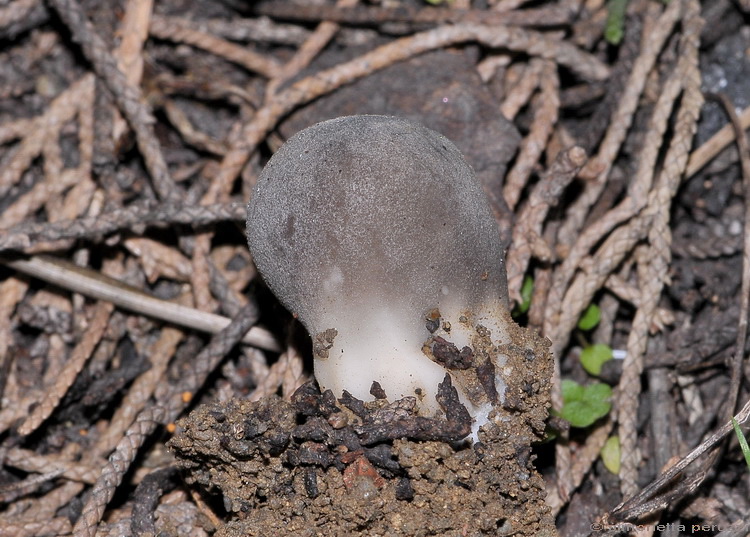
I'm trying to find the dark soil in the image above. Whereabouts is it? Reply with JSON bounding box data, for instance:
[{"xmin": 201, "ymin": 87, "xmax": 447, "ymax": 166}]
[
  {"xmin": 169, "ymin": 319, "xmax": 554, "ymax": 537},
  {"xmin": 1, "ymin": 1, "xmax": 750, "ymax": 537}
]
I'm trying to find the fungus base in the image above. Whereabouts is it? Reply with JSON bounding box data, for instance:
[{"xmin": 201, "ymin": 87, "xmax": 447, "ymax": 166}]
[{"xmin": 168, "ymin": 322, "xmax": 555, "ymax": 537}]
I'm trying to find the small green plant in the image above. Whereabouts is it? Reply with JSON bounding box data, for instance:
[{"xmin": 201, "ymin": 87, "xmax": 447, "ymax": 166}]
[
  {"xmin": 580, "ymin": 343, "xmax": 613, "ymax": 376},
  {"xmin": 577, "ymin": 304, "xmax": 601, "ymax": 331},
  {"xmin": 575, "ymin": 302, "xmax": 614, "ymax": 375},
  {"xmin": 732, "ymin": 418, "xmax": 750, "ymax": 470},
  {"xmin": 600, "ymin": 435, "xmax": 621, "ymax": 474},
  {"xmin": 605, "ymin": 0, "xmax": 628, "ymax": 45},
  {"xmin": 560, "ymin": 379, "xmax": 612, "ymax": 428},
  {"xmin": 512, "ymin": 275, "xmax": 534, "ymax": 317}
]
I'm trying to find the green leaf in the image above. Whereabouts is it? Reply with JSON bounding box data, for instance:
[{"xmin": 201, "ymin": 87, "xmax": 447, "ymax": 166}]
[
  {"xmin": 580, "ymin": 343, "xmax": 613, "ymax": 376},
  {"xmin": 577, "ymin": 304, "xmax": 601, "ymax": 331},
  {"xmin": 600, "ymin": 436, "xmax": 621, "ymax": 474},
  {"xmin": 604, "ymin": 0, "xmax": 628, "ymax": 45},
  {"xmin": 518, "ymin": 275, "xmax": 534, "ymax": 314},
  {"xmin": 561, "ymin": 380, "xmax": 612, "ymax": 428},
  {"xmin": 732, "ymin": 418, "xmax": 750, "ymax": 470}
]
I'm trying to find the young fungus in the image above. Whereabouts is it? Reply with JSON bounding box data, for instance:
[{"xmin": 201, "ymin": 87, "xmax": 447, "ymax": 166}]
[{"xmin": 247, "ymin": 115, "xmax": 519, "ymax": 439}]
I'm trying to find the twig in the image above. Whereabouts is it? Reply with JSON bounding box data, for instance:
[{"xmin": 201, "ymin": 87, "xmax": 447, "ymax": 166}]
[
  {"xmin": 209, "ymin": 22, "xmax": 608, "ymax": 200},
  {"xmin": 503, "ymin": 59, "xmax": 560, "ymax": 211},
  {"xmin": 72, "ymin": 301, "xmax": 262, "ymax": 537},
  {"xmin": 110, "ymin": 0, "xmax": 153, "ymax": 143},
  {"xmin": 545, "ymin": 0, "xmax": 695, "ymax": 355},
  {"xmin": 617, "ymin": 0, "xmax": 702, "ymax": 497},
  {"xmin": 2, "ymin": 255, "xmax": 279, "ymax": 352},
  {"xmin": 0, "ymin": 74, "xmax": 92, "ymax": 200},
  {"xmin": 3, "ymin": 447, "xmax": 99, "ymax": 484},
  {"xmin": 552, "ymin": 0, "xmax": 683, "ymax": 258},
  {"xmin": 199, "ymin": 17, "xmax": 311, "ymax": 45},
  {"xmin": 686, "ymin": 104, "xmax": 750, "ymax": 178},
  {"xmin": 47, "ymin": 0, "xmax": 180, "ymax": 202},
  {"xmin": 0, "ymin": 201, "xmax": 246, "ymax": 252},
  {"xmin": 95, "ymin": 327, "xmax": 184, "ymax": 455},
  {"xmin": 149, "ymin": 15, "xmax": 282, "ymax": 78},
  {"xmin": 17, "ymin": 301, "xmax": 113, "ymax": 436},
  {"xmin": 609, "ymin": 395, "xmax": 750, "ymax": 522},
  {"xmin": 507, "ymin": 146, "xmax": 587, "ymax": 301},
  {"xmin": 265, "ymin": 0, "xmax": 358, "ymax": 97},
  {"xmin": 255, "ymin": 2, "xmax": 576, "ymax": 27},
  {"xmin": 711, "ymin": 92, "xmax": 750, "ymax": 420},
  {"xmin": 499, "ymin": 58, "xmax": 543, "ymax": 121}
]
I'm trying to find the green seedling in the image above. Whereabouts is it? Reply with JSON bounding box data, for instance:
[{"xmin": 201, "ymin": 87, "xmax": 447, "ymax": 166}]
[
  {"xmin": 580, "ymin": 343, "xmax": 613, "ymax": 376},
  {"xmin": 560, "ymin": 379, "xmax": 612, "ymax": 428},
  {"xmin": 605, "ymin": 0, "xmax": 628, "ymax": 45},
  {"xmin": 600, "ymin": 435, "xmax": 621, "ymax": 474},
  {"xmin": 578, "ymin": 304, "xmax": 601, "ymax": 331},
  {"xmin": 518, "ymin": 275, "xmax": 534, "ymax": 313},
  {"xmin": 732, "ymin": 418, "xmax": 750, "ymax": 470}
]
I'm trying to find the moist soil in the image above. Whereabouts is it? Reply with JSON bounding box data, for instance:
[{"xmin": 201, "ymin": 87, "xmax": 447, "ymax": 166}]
[{"xmin": 169, "ymin": 319, "xmax": 555, "ymax": 537}]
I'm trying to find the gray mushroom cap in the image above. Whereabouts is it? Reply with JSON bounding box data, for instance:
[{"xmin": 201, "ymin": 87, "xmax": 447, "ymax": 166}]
[{"xmin": 247, "ymin": 115, "xmax": 510, "ymax": 411}]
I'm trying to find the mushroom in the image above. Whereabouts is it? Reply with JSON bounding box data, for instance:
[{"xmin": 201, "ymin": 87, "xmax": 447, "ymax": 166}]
[{"xmin": 247, "ymin": 115, "xmax": 515, "ymax": 438}]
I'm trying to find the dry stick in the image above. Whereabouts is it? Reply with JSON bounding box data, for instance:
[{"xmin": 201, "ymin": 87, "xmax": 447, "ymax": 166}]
[
  {"xmin": 506, "ymin": 146, "xmax": 587, "ymax": 499},
  {"xmin": 123, "ymin": 237, "xmax": 193, "ymax": 283},
  {"xmin": 0, "ymin": 518, "xmax": 72, "ymax": 537},
  {"xmin": 546, "ymin": 417, "xmax": 615, "ymax": 515},
  {"xmin": 0, "ymin": 277, "xmax": 29, "ymax": 405},
  {"xmin": 686, "ymin": 105, "xmax": 750, "ymax": 178},
  {"xmin": 0, "ymin": 74, "xmax": 92, "ymax": 199},
  {"xmin": 149, "ymin": 15, "xmax": 282, "ymax": 78},
  {"xmin": 0, "ymin": 0, "xmax": 38, "ymax": 29},
  {"xmin": 18, "ymin": 301, "xmax": 114, "ymax": 436},
  {"xmin": 543, "ymin": 12, "xmax": 702, "ymax": 504},
  {"xmin": 0, "ymin": 167, "xmax": 83, "ymax": 230},
  {"xmin": 18, "ymin": 478, "xmax": 83, "ymax": 523},
  {"xmin": 189, "ymin": 236, "xmax": 216, "ymax": 313},
  {"xmin": 2, "ymin": 255, "xmax": 279, "ymax": 352},
  {"xmin": 547, "ymin": 35, "xmax": 694, "ymax": 339},
  {"xmin": 543, "ymin": 9, "xmax": 687, "ymax": 501},
  {"xmin": 0, "ymin": 117, "xmax": 32, "ymax": 144},
  {"xmin": 162, "ymin": 101, "xmax": 228, "ymax": 155},
  {"xmin": 609, "ymin": 396, "xmax": 750, "ymax": 522},
  {"xmin": 200, "ymin": 17, "xmax": 311, "ymax": 46},
  {"xmin": 110, "ymin": 0, "xmax": 152, "ymax": 143},
  {"xmin": 255, "ymin": 2, "xmax": 575, "ymax": 27},
  {"xmin": 72, "ymin": 302, "xmax": 261, "ymax": 537},
  {"xmin": 183, "ymin": 0, "xmax": 293, "ymax": 311},
  {"xmin": 0, "ymin": 201, "xmax": 246, "ymax": 252},
  {"xmin": 265, "ymin": 0, "xmax": 359, "ymax": 98},
  {"xmin": 95, "ymin": 327, "xmax": 184, "ymax": 455},
  {"xmin": 579, "ymin": 0, "xmax": 645, "ymax": 154},
  {"xmin": 47, "ymin": 0, "xmax": 179, "ymax": 202},
  {"xmin": 3, "ymin": 447, "xmax": 99, "ymax": 484},
  {"xmin": 545, "ymin": 0, "xmax": 684, "ymax": 348},
  {"xmin": 210, "ymin": 23, "xmax": 608, "ymax": 199},
  {"xmin": 553, "ymin": 0, "xmax": 681, "ymax": 258},
  {"xmin": 712, "ymin": 93, "xmax": 750, "ymax": 420},
  {"xmin": 507, "ymin": 146, "xmax": 587, "ymax": 301},
  {"xmin": 503, "ymin": 59, "xmax": 560, "ymax": 211},
  {"xmin": 0, "ymin": 469, "xmax": 67, "ymax": 503},
  {"xmin": 617, "ymin": 0, "xmax": 702, "ymax": 498},
  {"xmin": 499, "ymin": 57, "xmax": 543, "ymax": 120}
]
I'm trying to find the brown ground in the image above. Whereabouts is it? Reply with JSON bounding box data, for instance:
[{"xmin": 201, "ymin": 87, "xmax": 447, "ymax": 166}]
[
  {"xmin": 1, "ymin": 1, "xmax": 750, "ymax": 537},
  {"xmin": 169, "ymin": 319, "xmax": 554, "ymax": 537}
]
